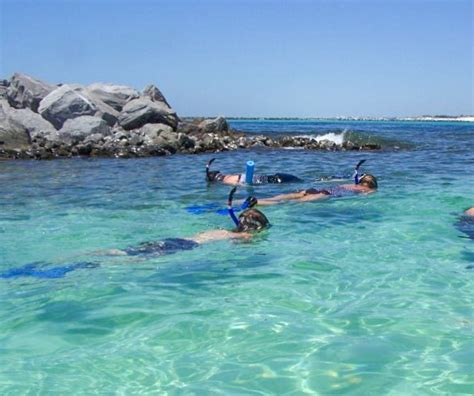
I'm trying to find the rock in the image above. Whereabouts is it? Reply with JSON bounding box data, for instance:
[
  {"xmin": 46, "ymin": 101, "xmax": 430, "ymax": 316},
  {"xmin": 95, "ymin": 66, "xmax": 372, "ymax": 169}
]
[
  {"xmin": 39, "ymin": 84, "xmax": 97, "ymax": 129},
  {"xmin": 0, "ymin": 100, "xmax": 31, "ymax": 149},
  {"xmin": 7, "ymin": 107, "xmax": 56, "ymax": 140},
  {"xmin": 118, "ymin": 98, "xmax": 178, "ymax": 130},
  {"xmin": 87, "ymin": 91, "xmax": 119, "ymax": 126},
  {"xmin": 199, "ymin": 116, "xmax": 229, "ymax": 134},
  {"xmin": 87, "ymin": 83, "xmax": 139, "ymax": 111},
  {"xmin": 0, "ymin": 80, "xmax": 8, "ymax": 99},
  {"xmin": 176, "ymin": 121, "xmax": 201, "ymax": 135},
  {"xmin": 142, "ymin": 84, "xmax": 171, "ymax": 108},
  {"xmin": 57, "ymin": 116, "xmax": 111, "ymax": 144},
  {"xmin": 140, "ymin": 123, "xmax": 174, "ymax": 144},
  {"xmin": 83, "ymin": 133, "xmax": 105, "ymax": 145},
  {"xmin": 7, "ymin": 73, "xmax": 55, "ymax": 112},
  {"xmin": 39, "ymin": 84, "xmax": 119, "ymax": 129}
]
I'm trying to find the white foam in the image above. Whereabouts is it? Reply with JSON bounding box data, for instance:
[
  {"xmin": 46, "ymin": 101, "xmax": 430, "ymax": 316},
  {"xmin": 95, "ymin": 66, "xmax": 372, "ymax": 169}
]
[{"xmin": 295, "ymin": 129, "xmax": 347, "ymax": 145}]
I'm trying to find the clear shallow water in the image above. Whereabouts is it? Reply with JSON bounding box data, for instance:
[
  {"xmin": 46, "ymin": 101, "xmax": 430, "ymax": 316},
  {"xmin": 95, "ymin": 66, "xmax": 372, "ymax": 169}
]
[{"xmin": 0, "ymin": 120, "xmax": 473, "ymax": 395}]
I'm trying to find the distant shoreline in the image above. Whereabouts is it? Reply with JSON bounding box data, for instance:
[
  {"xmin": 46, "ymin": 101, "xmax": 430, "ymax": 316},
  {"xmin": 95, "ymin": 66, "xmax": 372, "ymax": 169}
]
[{"xmin": 184, "ymin": 116, "xmax": 474, "ymax": 122}]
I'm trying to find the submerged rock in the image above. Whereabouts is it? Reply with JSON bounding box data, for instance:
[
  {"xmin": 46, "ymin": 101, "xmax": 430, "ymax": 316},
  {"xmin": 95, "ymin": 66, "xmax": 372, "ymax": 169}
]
[{"xmin": 7, "ymin": 73, "xmax": 55, "ymax": 112}]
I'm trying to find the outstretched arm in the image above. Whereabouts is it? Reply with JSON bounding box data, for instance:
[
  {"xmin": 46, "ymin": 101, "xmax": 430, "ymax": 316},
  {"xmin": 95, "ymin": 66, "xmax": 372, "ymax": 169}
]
[{"xmin": 190, "ymin": 229, "xmax": 251, "ymax": 244}]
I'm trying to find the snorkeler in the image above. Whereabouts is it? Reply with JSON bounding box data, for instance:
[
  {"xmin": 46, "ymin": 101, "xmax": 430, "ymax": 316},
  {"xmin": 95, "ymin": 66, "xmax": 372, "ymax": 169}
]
[
  {"xmin": 0, "ymin": 189, "xmax": 269, "ymax": 279},
  {"xmin": 205, "ymin": 158, "xmax": 302, "ymax": 185},
  {"xmin": 253, "ymin": 160, "xmax": 378, "ymax": 206},
  {"xmin": 105, "ymin": 187, "xmax": 269, "ymax": 257}
]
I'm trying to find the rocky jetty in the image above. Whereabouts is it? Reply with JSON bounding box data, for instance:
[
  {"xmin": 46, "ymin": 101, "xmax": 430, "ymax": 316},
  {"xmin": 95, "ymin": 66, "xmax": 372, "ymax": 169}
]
[{"xmin": 0, "ymin": 73, "xmax": 380, "ymax": 160}]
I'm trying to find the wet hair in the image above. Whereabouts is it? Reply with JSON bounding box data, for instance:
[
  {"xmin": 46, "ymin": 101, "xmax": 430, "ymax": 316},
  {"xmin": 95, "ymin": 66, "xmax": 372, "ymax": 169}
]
[
  {"xmin": 359, "ymin": 174, "xmax": 378, "ymax": 189},
  {"xmin": 237, "ymin": 208, "xmax": 270, "ymax": 232}
]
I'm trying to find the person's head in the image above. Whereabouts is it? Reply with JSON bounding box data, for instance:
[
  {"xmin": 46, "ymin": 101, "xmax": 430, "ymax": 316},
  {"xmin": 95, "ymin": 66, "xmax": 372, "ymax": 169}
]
[
  {"xmin": 237, "ymin": 208, "xmax": 270, "ymax": 232},
  {"xmin": 359, "ymin": 174, "xmax": 378, "ymax": 189}
]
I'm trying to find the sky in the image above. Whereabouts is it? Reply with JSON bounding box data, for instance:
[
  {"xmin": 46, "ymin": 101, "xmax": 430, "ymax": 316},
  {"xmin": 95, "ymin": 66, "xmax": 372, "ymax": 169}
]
[{"xmin": 0, "ymin": 0, "xmax": 472, "ymax": 117}]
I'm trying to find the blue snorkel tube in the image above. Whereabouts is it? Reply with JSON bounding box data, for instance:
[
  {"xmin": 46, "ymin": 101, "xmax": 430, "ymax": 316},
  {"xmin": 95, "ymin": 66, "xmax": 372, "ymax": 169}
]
[
  {"xmin": 353, "ymin": 159, "xmax": 366, "ymax": 184},
  {"xmin": 245, "ymin": 160, "xmax": 255, "ymax": 184},
  {"xmin": 227, "ymin": 187, "xmax": 258, "ymax": 227},
  {"xmin": 228, "ymin": 187, "xmax": 240, "ymax": 227}
]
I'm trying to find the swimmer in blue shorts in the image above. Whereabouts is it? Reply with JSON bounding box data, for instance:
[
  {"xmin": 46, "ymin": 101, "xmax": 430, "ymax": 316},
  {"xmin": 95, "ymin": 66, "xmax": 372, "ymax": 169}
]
[
  {"xmin": 105, "ymin": 188, "xmax": 270, "ymax": 257},
  {"xmin": 206, "ymin": 158, "xmax": 302, "ymax": 185}
]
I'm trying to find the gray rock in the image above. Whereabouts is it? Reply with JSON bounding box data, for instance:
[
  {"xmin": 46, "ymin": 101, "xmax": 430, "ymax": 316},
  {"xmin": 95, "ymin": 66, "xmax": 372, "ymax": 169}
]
[
  {"xmin": 87, "ymin": 83, "xmax": 139, "ymax": 111},
  {"xmin": 7, "ymin": 73, "xmax": 55, "ymax": 112},
  {"xmin": 39, "ymin": 84, "xmax": 98, "ymax": 129},
  {"xmin": 39, "ymin": 84, "xmax": 118, "ymax": 129},
  {"xmin": 0, "ymin": 80, "xmax": 8, "ymax": 99},
  {"xmin": 142, "ymin": 84, "xmax": 171, "ymax": 108},
  {"xmin": 199, "ymin": 116, "xmax": 229, "ymax": 134},
  {"xmin": 118, "ymin": 98, "xmax": 178, "ymax": 130},
  {"xmin": 0, "ymin": 100, "xmax": 31, "ymax": 149},
  {"xmin": 140, "ymin": 123, "xmax": 174, "ymax": 145},
  {"xmin": 8, "ymin": 107, "xmax": 57, "ymax": 140},
  {"xmin": 57, "ymin": 116, "xmax": 111, "ymax": 144},
  {"xmin": 87, "ymin": 91, "xmax": 119, "ymax": 126}
]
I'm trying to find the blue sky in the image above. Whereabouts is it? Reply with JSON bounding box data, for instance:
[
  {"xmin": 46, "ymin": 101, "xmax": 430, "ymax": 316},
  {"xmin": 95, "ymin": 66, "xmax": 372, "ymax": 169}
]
[{"xmin": 0, "ymin": 0, "xmax": 472, "ymax": 117}]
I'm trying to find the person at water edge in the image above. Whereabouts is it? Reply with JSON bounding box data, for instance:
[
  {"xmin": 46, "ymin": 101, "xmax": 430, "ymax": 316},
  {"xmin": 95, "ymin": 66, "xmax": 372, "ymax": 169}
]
[
  {"xmin": 105, "ymin": 188, "xmax": 269, "ymax": 257},
  {"xmin": 252, "ymin": 160, "xmax": 377, "ymax": 206},
  {"xmin": 205, "ymin": 158, "xmax": 302, "ymax": 185}
]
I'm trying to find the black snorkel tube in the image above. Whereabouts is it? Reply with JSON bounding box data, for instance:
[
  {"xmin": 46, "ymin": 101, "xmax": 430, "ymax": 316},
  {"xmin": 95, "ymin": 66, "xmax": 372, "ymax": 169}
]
[
  {"xmin": 353, "ymin": 159, "xmax": 366, "ymax": 185},
  {"xmin": 206, "ymin": 158, "xmax": 217, "ymax": 182}
]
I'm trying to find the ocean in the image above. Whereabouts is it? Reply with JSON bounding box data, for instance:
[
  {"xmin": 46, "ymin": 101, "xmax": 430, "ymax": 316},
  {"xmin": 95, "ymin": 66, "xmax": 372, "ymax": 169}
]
[{"xmin": 0, "ymin": 119, "xmax": 472, "ymax": 394}]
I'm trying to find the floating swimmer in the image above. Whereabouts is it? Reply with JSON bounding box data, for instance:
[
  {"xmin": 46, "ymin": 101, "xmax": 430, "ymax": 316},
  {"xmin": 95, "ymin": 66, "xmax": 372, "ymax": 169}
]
[
  {"xmin": 205, "ymin": 158, "xmax": 302, "ymax": 185},
  {"xmin": 105, "ymin": 187, "xmax": 269, "ymax": 257},
  {"xmin": 0, "ymin": 191, "xmax": 268, "ymax": 280},
  {"xmin": 251, "ymin": 160, "xmax": 378, "ymax": 206}
]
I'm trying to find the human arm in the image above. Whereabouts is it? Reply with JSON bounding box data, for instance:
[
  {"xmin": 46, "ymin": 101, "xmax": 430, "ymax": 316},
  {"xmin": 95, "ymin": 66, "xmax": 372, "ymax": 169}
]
[{"xmin": 190, "ymin": 229, "xmax": 252, "ymax": 244}]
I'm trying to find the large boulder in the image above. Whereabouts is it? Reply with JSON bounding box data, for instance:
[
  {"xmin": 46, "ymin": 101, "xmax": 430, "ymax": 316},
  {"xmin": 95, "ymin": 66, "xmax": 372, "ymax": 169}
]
[
  {"xmin": 87, "ymin": 91, "xmax": 119, "ymax": 126},
  {"xmin": 7, "ymin": 73, "xmax": 55, "ymax": 112},
  {"xmin": 39, "ymin": 84, "xmax": 118, "ymax": 129},
  {"xmin": 118, "ymin": 98, "xmax": 178, "ymax": 130},
  {"xmin": 0, "ymin": 100, "xmax": 31, "ymax": 150},
  {"xmin": 8, "ymin": 107, "xmax": 57, "ymax": 140},
  {"xmin": 199, "ymin": 116, "xmax": 229, "ymax": 134},
  {"xmin": 87, "ymin": 83, "xmax": 139, "ymax": 111},
  {"xmin": 57, "ymin": 116, "xmax": 111, "ymax": 144},
  {"xmin": 142, "ymin": 84, "xmax": 171, "ymax": 108},
  {"xmin": 140, "ymin": 123, "xmax": 174, "ymax": 145}
]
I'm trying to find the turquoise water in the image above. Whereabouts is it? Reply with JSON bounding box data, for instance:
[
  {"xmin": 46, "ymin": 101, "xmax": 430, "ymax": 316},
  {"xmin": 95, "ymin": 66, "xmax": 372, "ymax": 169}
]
[{"xmin": 0, "ymin": 120, "xmax": 473, "ymax": 395}]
